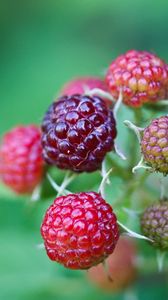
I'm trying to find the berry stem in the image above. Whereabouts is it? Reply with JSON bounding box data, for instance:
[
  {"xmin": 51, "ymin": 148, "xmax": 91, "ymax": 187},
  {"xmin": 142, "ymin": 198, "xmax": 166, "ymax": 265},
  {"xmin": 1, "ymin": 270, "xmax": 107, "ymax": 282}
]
[
  {"xmin": 117, "ymin": 220, "xmax": 153, "ymax": 241},
  {"xmin": 102, "ymin": 260, "xmax": 113, "ymax": 282},
  {"xmin": 132, "ymin": 156, "xmax": 152, "ymax": 173},
  {"xmin": 113, "ymin": 90, "xmax": 123, "ymax": 119},
  {"xmin": 47, "ymin": 173, "xmax": 71, "ymax": 196},
  {"xmin": 122, "ymin": 207, "xmax": 142, "ymax": 217},
  {"xmin": 57, "ymin": 171, "xmax": 77, "ymax": 197},
  {"xmin": 85, "ymin": 88, "xmax": 114, "ymax": 103},
  {"xmin": 114, "ymin": 143, "xmax": 127, "ymax": 160},
  {"xmin": 124, "ymin": 120, "xmax": 144, "ymax": 143},
  {"xmin": 99, "ymin": 167, "xmax": 113, "ymax": 198},
  {"xmin": 101, "ymin": 159, "xmax": 110, "ymax": 184}
]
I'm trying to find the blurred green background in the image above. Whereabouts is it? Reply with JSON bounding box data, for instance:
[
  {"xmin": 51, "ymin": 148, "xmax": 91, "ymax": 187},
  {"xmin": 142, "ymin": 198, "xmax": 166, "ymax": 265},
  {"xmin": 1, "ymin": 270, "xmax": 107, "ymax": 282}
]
[{"xmin": 0, "ymin": 0, "xmax": 168, "ymax": 299}]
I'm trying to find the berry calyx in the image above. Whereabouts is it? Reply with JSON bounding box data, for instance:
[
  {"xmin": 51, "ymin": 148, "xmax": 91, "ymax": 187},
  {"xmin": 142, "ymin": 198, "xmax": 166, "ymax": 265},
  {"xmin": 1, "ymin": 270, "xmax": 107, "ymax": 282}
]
[
  {"xmin": 141, "ymin": 200, "xmax": 168, "ymax": 250},
  {"xmin": 87, "ymin": 237, "xmax": 137, "ymax": 291},
  {"xmin": 41, "ymin": 192, "xmax": 119, "ymax": 270},
  {"xmin": 141, "ymin": 115, "xmax": 168, "ymax": 175},
  {"xmin": 0, "ymin": 125, "xmax": 44, "ymax": 194},
  {"xmin": 106, "ymin": 50, "xmax": 168, "ymax": 107},
  {"xmin": 60, "ymin": 77, "xmax": 111, "ymax": 106},
  {"xmin": 42, "ymin": 95, "xmax": 117, "ymax": 172}
]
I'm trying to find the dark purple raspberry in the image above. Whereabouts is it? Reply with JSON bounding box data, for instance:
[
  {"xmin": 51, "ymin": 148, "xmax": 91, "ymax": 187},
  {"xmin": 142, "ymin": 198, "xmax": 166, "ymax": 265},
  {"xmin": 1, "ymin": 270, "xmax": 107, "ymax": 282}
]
[
  {"xmin": 141, "ymin": 116, "xmax": 168, "ymax": 175},
  {"xmin": 41, "ymin": 192, "xmax": 119, "ymax": 270},
  {"xmin": 41, "ymin": 95, "xmax": 117, "ymax": 172},
  {"xmin": 141, "ymin": 201, "xmax": 168, "ymax": 250}
]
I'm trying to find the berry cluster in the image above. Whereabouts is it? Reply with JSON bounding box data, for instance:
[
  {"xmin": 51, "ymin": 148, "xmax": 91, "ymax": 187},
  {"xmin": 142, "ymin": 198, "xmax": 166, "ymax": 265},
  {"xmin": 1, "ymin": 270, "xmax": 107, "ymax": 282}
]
[{"xmin": 1, "ymin": 50, "xmax": 168, "ymax": 286}]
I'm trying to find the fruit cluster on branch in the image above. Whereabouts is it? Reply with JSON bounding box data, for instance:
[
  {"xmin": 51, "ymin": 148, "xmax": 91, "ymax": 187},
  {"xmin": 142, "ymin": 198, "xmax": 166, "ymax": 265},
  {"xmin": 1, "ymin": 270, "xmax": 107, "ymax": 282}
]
[{"xmin": 0, "ymin": 49, "xmax": 168, "ymax": 290}]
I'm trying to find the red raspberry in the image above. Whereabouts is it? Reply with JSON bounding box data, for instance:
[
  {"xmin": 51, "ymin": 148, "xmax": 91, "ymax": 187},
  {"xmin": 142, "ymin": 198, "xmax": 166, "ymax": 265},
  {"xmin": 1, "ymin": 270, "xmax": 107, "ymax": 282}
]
[
  {"xmin": 87, "ymin": 237, "xmax": 137, "ymax": 291},
  {"xmin": 42, "ymin": 95, "xmax": 116, "ymax": 172},
  {"xmin": 41, "ymin": 192, "xmax": 119, "ymax": 270},
  {"xmin": 0, "ymin": 125, "xmax": 44, "ymax": 194},
  {"xmin": 141, "ymin": 116, "xmax": 168, "ymax": 175},
  {"xmin": 106, "ymin": 50, "xmax": 168, "ymax": 107},
  {"xmin": 60, "ymin": 77, "xmax": 111, "ymax": 106}
]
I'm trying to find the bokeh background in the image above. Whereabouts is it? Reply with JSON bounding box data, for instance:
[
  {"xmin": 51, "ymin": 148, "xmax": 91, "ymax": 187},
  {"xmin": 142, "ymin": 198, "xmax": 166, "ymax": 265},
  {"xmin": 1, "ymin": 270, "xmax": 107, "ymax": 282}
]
[{"xmin": 0, "ymin": 0, "xmax": 168, "ymax": 299}]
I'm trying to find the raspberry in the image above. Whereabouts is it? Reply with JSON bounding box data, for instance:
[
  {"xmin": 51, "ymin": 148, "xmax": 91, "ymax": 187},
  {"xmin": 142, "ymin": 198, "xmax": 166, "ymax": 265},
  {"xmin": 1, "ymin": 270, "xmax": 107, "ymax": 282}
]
[
  {"xmin": 141, "ymin": 201, "xmax": 168, "ymax": 250},
  {"xmin": 60, "ymin": 77, "xmax": 111, "ymax": 106},
  {"xmin": 42, "ymin": 95, "xmax": 116, "ymax": 172},
  {"xmin": 40, "ymin": 192, "xmax": 119, "ymax": 270},
  {"xmin": 141, "ymin": 116, "xmax": 168, "ymax": 175},
  {"xmin": 87, "ymin": 237, "xmax": 137, "ymax": 291},
  {"xmin": 0, "ymin": 125, "xmax": 44, "ymax": 194},
  {"xmin": 106, "ymin": 50, "xmax": 168, "ymax": 107}
]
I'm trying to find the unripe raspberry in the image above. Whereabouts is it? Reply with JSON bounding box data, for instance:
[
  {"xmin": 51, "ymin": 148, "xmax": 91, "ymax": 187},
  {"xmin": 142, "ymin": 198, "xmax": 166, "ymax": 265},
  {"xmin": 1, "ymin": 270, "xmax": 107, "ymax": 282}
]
[
  {"xmin": 141, "ymin": 201, "xmax": 168, "ymax": 250},
  {"xmin": 41, "ymin": 192, "xmax": 119, "ymax": 270},
  {"xmin": 106, "ymin": 50, "xmax": 168, "ymax": 107},
  {"xmin": 141, "ymin": 116, "xmax": 168, "ymax": 175},
  {"xmin": 87, "ymin": 237, "xmax": 137, "ymax": 291},
  {"xmin": 0, "ymin": 125, "xmax": 44, "ymax": 194},
  {"xmin": 42, "ymin": 95, "xmax": 117, "ymax": 173},
  {"xmin": 60, "ymin": 77, "xmax": 111, "ymax": 106}
]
